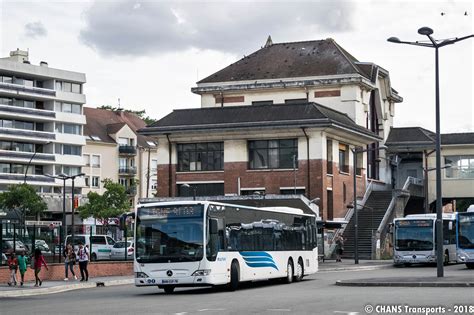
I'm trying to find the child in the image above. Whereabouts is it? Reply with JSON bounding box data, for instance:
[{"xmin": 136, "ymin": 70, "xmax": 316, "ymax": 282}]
[
  {"xmin": 17, "ymin": 250, "xmax": 28, "ymax": 286},
  {"xmin": 7, "ymin": 253, "xmax": 18, "ymax": 286}
]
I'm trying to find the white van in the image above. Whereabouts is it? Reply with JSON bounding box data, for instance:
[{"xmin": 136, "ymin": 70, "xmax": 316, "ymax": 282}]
[{"xmin": 65, "ymin": 234, "xmax": 116, "ymax": 261}]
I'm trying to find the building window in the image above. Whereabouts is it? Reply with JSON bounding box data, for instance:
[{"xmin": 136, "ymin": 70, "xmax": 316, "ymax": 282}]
[
  {"xmin": 0, "ymin": 163, "xmax": 42, "ymax": 175},
  {"xmin": 83, "ymin": 154, "xmax": 90, "ymax": 166},
  {"xmin": 356, "ymin": 147, "xmax": 363, "ymax": 176},
  {"xmin": 84, "ymin": 176, "xmax": 90, "ymax": 187},
  {"xmin": 55, "ymin": 102, "xmax": 81, "ymax": 114},
  {"xmin": 445, "ymin": 156, "xmax": 474, "ymax": 179},
  {"xmin": 92, "ymin": 176, "xmax": 100, "ymax": 188},
  {"xmin": 56, "ymin": 165, "xmax": 81, "ymax": 176},
  {"xmin": 62, "ymin": 144, "xmax": 82, "ymax": 156},
  {"xmin": 0, "ymin": 141, "xmax": 34, "ymax": 153},
  {"xmin": 91, "ymin": 155, "xmax": 100, "ymax": 167},
  {"xmin": 56, "ymin": 81, "xmax": 81, "ymax": 94},
  {"xmin": 339, "ymin": 143, "xmax": 349, "ymax": 173},
  {"xmin": 280, "ymin": 188, "xmax": 305, "ymax": 195},
  {"xmin": 177, "ymin": 183, "xmax": 224, "ymax": 197},
  {"xmin": 177, "ymin": 142, "xmax": 224, "ymax": 172},
  {"xmin": 327, "ymin": 139, "xmax": 333, "ymax": 175},
  {"xmin": 248, "ymin": 139, "xmax": 297, "ymax": 169},
  {"xmin": 151, "ymin": 159, "xmax": 158, "ymax": 174},
  {"xmin": 0, "ymin": 119, "xmax": 34, "ymax": 131}
]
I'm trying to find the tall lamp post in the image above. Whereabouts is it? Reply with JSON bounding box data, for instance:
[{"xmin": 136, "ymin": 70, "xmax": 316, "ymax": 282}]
[
  {"xmin": 182, "ymin": 183, "xmax": 197, "ymax": 200},
  {"xmin": 388, "ymin": 27, "xmax": 473, "ymax": 277},
  {"xmin": 351, "ymin": 144, "xmax": 387, "ymax": 264}
]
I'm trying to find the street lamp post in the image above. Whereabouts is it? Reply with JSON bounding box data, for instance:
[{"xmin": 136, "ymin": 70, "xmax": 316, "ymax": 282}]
[
  {"xmin": 70, "ymin": 173, "xmax": 85, "ymax": 242},
  {"xmin": 388, "ymin": 27, "xmax": 473, "ymax": 277},
  {"xmin": 182, "ymin": 183, "xmax": 197, "ymax": 200},
  {"xmin": 351, "ymin": 145, "xmax": 387, "ymax": 264}
]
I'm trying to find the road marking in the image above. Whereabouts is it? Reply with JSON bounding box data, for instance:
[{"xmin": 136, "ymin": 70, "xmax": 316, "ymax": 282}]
[
  {"xmin": 266, "ymin": 309, "xmax": 291, "ymax": 312},
  {"xmin": 174, "ymin": 313, "xmax": 188, "ymax": 315},
  {"xmin": 197, "ymin": 309, "xmax": 226, "ymax": 312},
  {"xmin": 333, "ymin": 311, "xmax": 359, "ymax": 315}
]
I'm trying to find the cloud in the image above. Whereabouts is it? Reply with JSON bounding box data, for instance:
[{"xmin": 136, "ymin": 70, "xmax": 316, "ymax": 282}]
[
  {"xmin": 24, "ymin": 21, "xmax": 48, "ymax": 39},
  {"xmin": 79, "ymin": 0, "xmax": 355, "ymax": 57}
]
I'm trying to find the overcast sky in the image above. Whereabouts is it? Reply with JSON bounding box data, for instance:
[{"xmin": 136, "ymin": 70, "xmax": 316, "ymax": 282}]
[{"xmin": 1, "ymin": 0, "xmax": 472, "ymax": 133}]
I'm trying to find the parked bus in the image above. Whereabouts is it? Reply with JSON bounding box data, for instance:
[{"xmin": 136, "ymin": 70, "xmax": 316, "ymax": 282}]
[
  {"xmin": 134, "ymin": 201, "xmax": 318, "ymax": 293},
  {"xmin": 456, "ymin": 207, "xmax": 474, "ymax": 269},
  {"xmin": 393, "ymin": 213, "xmax": 456, "ymax": 266}
]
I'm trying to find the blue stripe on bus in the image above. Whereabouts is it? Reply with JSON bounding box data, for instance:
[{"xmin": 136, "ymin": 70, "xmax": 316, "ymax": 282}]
[{"xmin": 239, "ymin": 252, "xmax": 279, "ymax": 270}]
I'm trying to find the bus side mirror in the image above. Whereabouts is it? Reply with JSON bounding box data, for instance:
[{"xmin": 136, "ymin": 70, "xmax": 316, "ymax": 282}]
[{"xmin": 209, "ymin": 219, "xmax": 218, "ymax": 235}]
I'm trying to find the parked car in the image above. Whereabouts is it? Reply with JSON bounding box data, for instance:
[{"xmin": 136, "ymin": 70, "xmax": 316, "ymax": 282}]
[
  {"xmin": 110, "ymin": 241, "xmax": 134, "ymax": 260},
  {"xmin": 1, "ymin": 239, "xmax": 29, "ymax": 255},
  {"xmin": 35, "ymin": 240, "xmax": 50, "ymax": 252},
  {"xmin": 65, "ymin": 234, "xmax": 116, "ymax": 261}
]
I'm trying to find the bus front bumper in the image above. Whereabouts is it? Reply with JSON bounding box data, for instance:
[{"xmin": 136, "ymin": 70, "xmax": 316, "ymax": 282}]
[
  {"xmin": 457, "ymin": 250, "xmax": 474, "ymax": 263},
  {"xmin": 135, "ymin": 274, "xmax": 228, "ymax": 287},
  {"xmin": 394, "ymin": 254, "xmax": 436, "ymax": 264}
]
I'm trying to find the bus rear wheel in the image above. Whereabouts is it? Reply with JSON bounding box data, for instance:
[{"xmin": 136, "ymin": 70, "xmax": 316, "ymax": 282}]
[
  {"xmin": 163, "ymin": 286, "xmax": 175, "ymax": 294},
  {"xmin": 284, "ymin": 260, "xmax": 294, "ymax": 284},
  {"xmin": 294, "ymin": 258, "xmax": 304, "ymax": 282},
  {"xmin": 228, "ymin": 261, "xmax": 240, "ymax": 291}
]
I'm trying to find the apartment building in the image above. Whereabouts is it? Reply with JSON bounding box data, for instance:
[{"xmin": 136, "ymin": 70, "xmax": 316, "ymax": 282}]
[
  {"xmin": 140, "ymin": 38, "xmax": 402, "ymax": 220},
  {"xmin": 82, "ymin": 107, "xmax": 158, "ymax": 210},
  {"xmin": 0, "ymin": 49, "xmax": 86, "ymax": 220}
]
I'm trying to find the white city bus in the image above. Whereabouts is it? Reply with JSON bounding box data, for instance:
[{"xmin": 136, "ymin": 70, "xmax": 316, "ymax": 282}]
[
  {"xmin": 393, "ymin": 213, "xmax": 457, "ymax": 266},
  {"xmin": 456, "ymin": 207, "xmax": 474, "ymax": 269},
  {"xmin": 134, "ymin": 201, "xmax": 318, "ymax": 293}
]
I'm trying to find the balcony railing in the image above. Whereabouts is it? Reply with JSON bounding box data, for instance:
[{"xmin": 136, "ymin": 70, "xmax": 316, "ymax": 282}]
[
  {"xmin": 119, "ymin": 167, "xmax": 137, "ymax": 175},
  {"xmin": 0, "ymin": 104, "xmax": 56, "ymax": 118},
  {"xmin": 119, "ymin": 145, "xmax": 137, "ymax": 155},
  {"xmin": 0, "ymin": 81, "xmax": 56, "ymax": 97},
  {"xmin": 126, "ymin": 186, "xmax": 137, "ymax": 196},
  {"xmin": 1, "ymin": 174, "xmax": 55, "ymax": 183},
  {"xmin": 0, "ymin": 128, "xmax": 56, "ymax": 140},
  {"xmin": 0, "ymin": 150, "xmax": 55, "ymax": 161}
]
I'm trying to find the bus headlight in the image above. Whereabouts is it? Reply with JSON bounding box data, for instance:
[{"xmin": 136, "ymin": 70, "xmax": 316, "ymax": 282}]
[
  {"xmin": 135, "ymin": 272, "xmax": 149, "ymax": 278},
  {"xmin": 192, "ymin": 270, "xmax": 211, "ymax": 276}
]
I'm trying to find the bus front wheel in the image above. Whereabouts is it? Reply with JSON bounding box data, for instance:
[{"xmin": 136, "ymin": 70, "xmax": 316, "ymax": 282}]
[
  {"xmin": 284, "ymin": 260, "xmax": 294, "ymax": 284},
  {"xmin": 228, "ymin": 261, "xmax": 240, "ymax": 291},
  {"xmin": 163, "ymin": 286, "xmax": 175, "ymax": 294}
]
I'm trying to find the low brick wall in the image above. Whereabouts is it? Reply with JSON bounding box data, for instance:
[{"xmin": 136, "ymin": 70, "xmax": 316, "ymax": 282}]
[{"xmin": 0, "ymin": 261, "xmax": 133, "ymax": 283}]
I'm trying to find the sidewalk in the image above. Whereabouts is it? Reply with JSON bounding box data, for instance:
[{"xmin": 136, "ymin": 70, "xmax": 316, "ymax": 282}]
[
  {"xmin": 0, "ymin": 275, "xmax": 133, "ymax": 297},
  {"xmin": 336, "ymin": 275, "xmax": 474, "ymax": 287},
  {"xmin": 319, "ymin": 259, "xmax": 393, "ymax": 272}
]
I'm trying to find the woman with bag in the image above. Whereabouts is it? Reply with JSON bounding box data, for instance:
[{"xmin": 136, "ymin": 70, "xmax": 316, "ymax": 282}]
[
  {"xmin": 77, "ymin": 242, "xmax": 89, "ymax": 282},
  {"xmin": 64, "ymin": 244, "xmax": 77, "ymax": 281},
  {"xmin": 33, "ymin": 248, "xmax": 48, "ymax": 287}
]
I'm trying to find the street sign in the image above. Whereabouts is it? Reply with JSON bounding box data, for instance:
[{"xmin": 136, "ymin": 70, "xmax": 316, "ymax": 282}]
[{"xmin": 25, "ymin": 220, "xmax": 62, "ymax": 227}]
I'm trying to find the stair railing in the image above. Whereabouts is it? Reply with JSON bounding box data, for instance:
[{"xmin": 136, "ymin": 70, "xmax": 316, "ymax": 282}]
[
  {"xmin": 325, "ymin": 180, "xmax": 374, "ymax": 259},
  {"xmin": 373, "ymin": 176, "xmax": 418, "ymax": 259}
]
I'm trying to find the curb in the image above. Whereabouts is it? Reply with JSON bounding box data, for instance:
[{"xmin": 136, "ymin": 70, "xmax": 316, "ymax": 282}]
[
  {"xmin": 320, "ymin": 264, "xmax": 392, "ymax": 272},
  {"xmin": 335, "ymin": 280, "xmax": 474, "ymax": 287},
  {"xmin": 0, "ymin": 279, "xmax": 133, "ymax": 298}
]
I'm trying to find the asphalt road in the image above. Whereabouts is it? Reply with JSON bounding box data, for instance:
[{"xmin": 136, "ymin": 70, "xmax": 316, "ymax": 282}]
[{"xmin": 1, "ymin": 264, "xmax": 473, "ymax": 315}]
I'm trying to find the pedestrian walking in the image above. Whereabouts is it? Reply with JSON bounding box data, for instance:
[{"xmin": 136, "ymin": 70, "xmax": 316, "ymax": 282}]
[
  {"xmin": 7, "ymin": 253, "xmax": 18, "ymax": 286},
  {"xmin": 64, "ymin": 244, "xmax": 77, "ymax": 281},
  {"xmin": 77, "ymin": 242, "xmax": 89, "ymax": 282},
  {"xmin": 17, "ymin": 250, "xmax": 28, "ymax": 286},
  {"xmin": 335, "ymin": 235, "xmax": 345, "ymax": 262},
  {"xmin": 33, "ymin": 248, "xmax": 48, "ymax": 287}
]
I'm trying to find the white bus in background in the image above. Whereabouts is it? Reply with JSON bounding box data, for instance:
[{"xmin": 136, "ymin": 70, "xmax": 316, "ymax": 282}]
[
  {"xmin": 456, "ymin": 206, "xmax": 474, "ymax": 269},
  {"xmin": 393, "ymin": 213, "xmax": 457, "ymax": 266},
  {"xmin": 134, "ymin": 201, "xmax": 318, "ymax": 293}
]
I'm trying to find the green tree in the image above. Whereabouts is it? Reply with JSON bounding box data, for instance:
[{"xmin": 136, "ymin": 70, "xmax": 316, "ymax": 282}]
[
  {"xmin": 78, "ymin": 179, "xmax": 130, "ymax": 228},
  {"xmin": 0, "ymin": 183, "xmax": 47, "ymax": 219}
]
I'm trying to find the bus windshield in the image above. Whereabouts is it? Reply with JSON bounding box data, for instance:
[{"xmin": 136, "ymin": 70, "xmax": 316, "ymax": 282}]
[
  {"xmin": 135, "ymin": 204, "xmax": 204, "ymax": 263},
  {"xmin": 458, "ymin": 213, "xmax": 474, "ymax": 249},
  {"xmin": 395, "ymin": 220, "xmax": 434, "ymax": 251}
]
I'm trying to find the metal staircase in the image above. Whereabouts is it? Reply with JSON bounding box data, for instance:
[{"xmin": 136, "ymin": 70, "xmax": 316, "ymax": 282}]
[{"xmin": 342, "ymin": 191, "xmax": 393, "ymax": 259}]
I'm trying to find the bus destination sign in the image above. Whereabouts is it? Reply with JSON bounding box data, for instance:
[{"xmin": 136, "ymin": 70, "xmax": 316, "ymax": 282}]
[{"xmin": 396, "ymin": 220, "xmax": 432, "ymax": 227}]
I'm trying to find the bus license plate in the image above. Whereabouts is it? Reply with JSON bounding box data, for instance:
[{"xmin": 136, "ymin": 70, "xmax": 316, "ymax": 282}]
[{"xmin": 162, "ymin": 279, "xmax": 178, "ymax": 284}]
